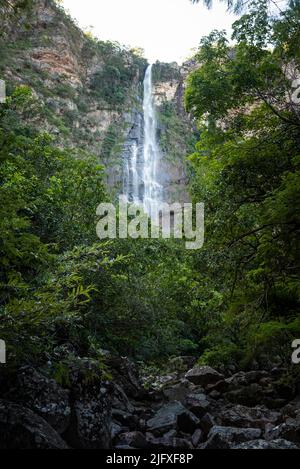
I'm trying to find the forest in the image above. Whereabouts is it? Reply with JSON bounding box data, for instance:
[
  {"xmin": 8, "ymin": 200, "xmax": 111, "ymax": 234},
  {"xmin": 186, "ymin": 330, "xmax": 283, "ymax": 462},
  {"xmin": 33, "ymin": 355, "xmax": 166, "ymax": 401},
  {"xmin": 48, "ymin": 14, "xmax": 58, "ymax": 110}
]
[{"xmin": 0, "ymin": 0, "xmax": 299, "ymax": 451}]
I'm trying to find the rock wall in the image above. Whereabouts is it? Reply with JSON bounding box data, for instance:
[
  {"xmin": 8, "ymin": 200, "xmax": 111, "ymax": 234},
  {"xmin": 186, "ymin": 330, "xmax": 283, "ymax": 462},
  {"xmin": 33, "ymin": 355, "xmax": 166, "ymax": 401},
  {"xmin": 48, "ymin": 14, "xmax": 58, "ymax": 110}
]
[{"xmin": 0, "ymin": 0, "xmax": 195, "ymax": 203}]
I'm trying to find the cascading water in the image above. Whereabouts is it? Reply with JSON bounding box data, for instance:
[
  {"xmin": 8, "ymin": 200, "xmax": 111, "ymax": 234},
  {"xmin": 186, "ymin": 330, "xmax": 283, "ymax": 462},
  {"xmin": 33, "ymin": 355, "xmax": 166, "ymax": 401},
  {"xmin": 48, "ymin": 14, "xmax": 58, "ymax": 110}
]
[
  {"xmin": 123, "ymin": 64, "xmax": 162, "ymax": 217},
  {"xmin": 142, "ymin": 64, "xmax": 162, "ymax": 217}
]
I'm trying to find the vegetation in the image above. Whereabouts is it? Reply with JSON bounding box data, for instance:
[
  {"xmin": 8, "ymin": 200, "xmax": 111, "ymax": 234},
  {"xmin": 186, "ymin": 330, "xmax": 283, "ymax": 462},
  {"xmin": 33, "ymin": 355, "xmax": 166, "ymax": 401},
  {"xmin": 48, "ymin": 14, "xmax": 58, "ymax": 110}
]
[
  {"xmin": 185, "ymin": 0, "xmax": 300, "ymax": 369},
  {"xmin": 0, "ymin": 0, "xmax": 299, "ymax": 389}
]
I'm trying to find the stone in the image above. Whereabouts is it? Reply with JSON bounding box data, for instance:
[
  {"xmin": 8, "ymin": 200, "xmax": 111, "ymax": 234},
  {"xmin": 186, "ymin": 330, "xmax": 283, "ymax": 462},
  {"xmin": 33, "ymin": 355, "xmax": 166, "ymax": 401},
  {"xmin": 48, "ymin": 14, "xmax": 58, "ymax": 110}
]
[
  {"xmin": 219, "ymin": 405, "xmax": 281, "ymax": 429},
  {"xmin": 185, "ymin": 393, "xmax": 211, "ymax": 418},
  {"xmin": 265, "ymin": 418, "xmax": 300, "ymax": 445},
  {"xmin": 200, "ymin": 412, "xmax": 216, "ymax": 435},
  {"xmin": 147, "ymin": 401, "xmax": 199, "ymax": 436},
  {"xmin": 112, "ymin": 408, "xmax": 138, "ymax": 429},
  {"xmin": 116, "ymin": 431, "xmax": 148, "ymax": 449},
  {"xmin": 200, "ymin": 425, "xmax": 262, "ymax": 449},
  {"xmin": 185, "ymin": 366, "xmax": 224, "ymax": 387},
  {"xmin": 146, "ymin": 433, "xmax": 193, "ymax": 450},
  {"xmin": 224, "ymin": 383, "xmax": 265, "ymax": 407},
  {"xmin": 0, "ymin": 400, "xmax": 68, "ymax": 449},
  {"xmin": 233, "ymin": 439, "xmax": 299, "ymax": 449},
  {"xmin": 16, "ymin": 366, "xmax": 71, "ymax": 434},
  {"xmin": 162, "ymin": 380, "xmax": 192, "ymax": 403},
  {"xmin": 111, "ymin": 421, "xmax": 123, "ymax": 439},
  {"xmin": 191, "ymin": 428, "xmax": 203, "ymax": 447}
]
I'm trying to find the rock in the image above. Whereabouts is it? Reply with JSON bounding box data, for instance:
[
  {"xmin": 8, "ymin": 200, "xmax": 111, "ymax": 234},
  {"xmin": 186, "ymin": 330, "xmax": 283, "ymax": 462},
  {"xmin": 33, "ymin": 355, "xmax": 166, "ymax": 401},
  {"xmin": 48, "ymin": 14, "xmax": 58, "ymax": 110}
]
[
  {"xmin": 146, "ymin": 433, "xmax": 193, "ymax": 450},
  {"xmin": 200, "ymin": 425, "xmax": 262, "ymax": 449},
  {"xmin": 209, "ymin": 390, "xmax": 221, "ymax": 400},
  {"xmin": 0, "ymin": 400, "xmax": 68, "ymax": 449},
  {"xmin": 116, "ymin": 431, "xmax": 148, "ymax": 449},
  {"xmin": 224, "ymin": 383, "xmax": 265, "ymax": 407},
  {"xmin": 191, "ymin": 429, "xmax": 203, "ymax": 447},
  {"xmin": 16, "ymin": 366, "xmax": 71, "ymax": 434},
  {"xmin": 200, "ymin": 413, "xmax": 216, "ymax": 435},
  {"xmin": 112, "ymin": 408, "xmax": 138, "ymax": 429},
  {"xmin": 185, "ymin": 366, "xmax": 224, "ymax": 387},
  {"xmin": 63, "ymin": 358, "xmax": 112, "ymax": 449},
  {"xmin": 206, "ymin": 380, "xmax": 228, "ymax": 394},
  {"xmin": 69, "ymin": 392, "xmax": 112, "ymax": 449},
  {"xmin": 185, "ymin": 393, "xmax": 211, "ymax": 418},
  {"xmin": 233, "ymin": 439, "xmax": 299, "ymax": 449},
  {"xmin": 112, "ymin": 383, "xmax": 135, "ymax": 413},
  {"xmin": 265, "ymin": 418, "xmax": 300, "ymax": 445},
  {"xmin": 111, "ymin": 421, "xmax": 123, "ymax": 440},
  {"xmin": 225, "ymin": 371, "xmax": 269, "ymax": 388},
  {"xmin": 147, "ymin": 401, "xmax": 199, "ymax": 436},
  {"xmin": 107, "ymin": 356, "xmax": 144, "ymax": 399},
  {"xmin": 219, "ymin": 405, "xmax": 281, "ymax": 429},
  {"xmin": 162, "ymin": 380, "xmax": 192, "ymax": 403}
]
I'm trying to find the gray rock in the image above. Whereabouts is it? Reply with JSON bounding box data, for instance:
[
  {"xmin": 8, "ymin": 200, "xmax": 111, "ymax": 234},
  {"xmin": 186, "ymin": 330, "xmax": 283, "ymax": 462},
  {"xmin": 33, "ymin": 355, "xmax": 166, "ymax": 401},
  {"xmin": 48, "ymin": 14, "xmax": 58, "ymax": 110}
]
[
  {"xmin": 185, "ymin": 366, "xmax": 224, "ymax": 387},
  {"xmin": 185, "ymin": 393, "xmax": 211, "ymax": 418},
  {"xmin": 233, "ymin": 439, "xmax": 299, "ymax": 449},
  {"xmin": 147, "ymin": 401, "xmax": 199, "ymax": 436},
  {"xmin": 16, "ymin": 366, "xmax": 71, "ymax": 434},
  {"xmin": 146, "ymin": 433, "xmax": 193, "ymax": 450},
  {"xmin": 116, "ymin": 431, "xmax": 148, "ymax": 449},
  {"xmin": 0, "ymin": 400, "xmax": 68, "ymax": 449},
  {"xmin": 191, "ymin": 428, "xmax": 203, "ymax": 447},
  {"xmin": 200, "ymin": 425, "xmax": 262, "ymax": 449},
  {"xmin": 163, "ymin": 380, "xmax": 192, "ymax": 403},
  {"xmin": 111, "ymin": 421, "xmax": 123, "ymax": 439},
  {"xmin": 265, "ymin": 418, "xmax": 300, "ymax": 445},
  {"xmin": 220, "ymin": 405, "xmax": 281, "ymax": 429},
  {"xmin": 200, "ymin": 412, "xmax": 216, "ymax": 434},
  {"xmin": 224, "ymin": 383, "xmax": 265, "ymax": 407}
]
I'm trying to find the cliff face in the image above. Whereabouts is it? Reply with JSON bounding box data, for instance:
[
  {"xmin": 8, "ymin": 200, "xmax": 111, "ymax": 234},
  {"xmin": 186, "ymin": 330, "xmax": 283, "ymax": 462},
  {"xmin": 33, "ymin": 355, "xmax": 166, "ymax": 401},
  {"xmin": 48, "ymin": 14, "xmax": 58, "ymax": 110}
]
[
  {"xmin": 0, "ymin": 0, "xmax": 195, "ymax": 202},
  {"xmin": 152, "ymin": 62, "xmax": 196, "ymax": 204}
]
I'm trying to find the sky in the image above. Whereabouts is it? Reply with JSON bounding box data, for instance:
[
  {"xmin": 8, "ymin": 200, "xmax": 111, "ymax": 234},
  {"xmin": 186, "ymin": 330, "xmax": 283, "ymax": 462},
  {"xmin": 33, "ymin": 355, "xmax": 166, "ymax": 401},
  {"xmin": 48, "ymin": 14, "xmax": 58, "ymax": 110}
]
[{"xmin": 62, "ymin": 0, "xmax": 237, "ymax": 64}]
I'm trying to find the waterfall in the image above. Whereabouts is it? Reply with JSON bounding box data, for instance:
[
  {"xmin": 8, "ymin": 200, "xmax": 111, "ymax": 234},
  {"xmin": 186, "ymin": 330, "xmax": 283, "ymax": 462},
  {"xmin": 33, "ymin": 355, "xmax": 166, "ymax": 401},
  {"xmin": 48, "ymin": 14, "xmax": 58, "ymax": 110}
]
[
  {"xmin": 123, "ymin": 64, "xmax": 162, "ymax": 217},
  {"xmin": 142, "ymin": 64, "xmax": 162, "ymax": 217}
]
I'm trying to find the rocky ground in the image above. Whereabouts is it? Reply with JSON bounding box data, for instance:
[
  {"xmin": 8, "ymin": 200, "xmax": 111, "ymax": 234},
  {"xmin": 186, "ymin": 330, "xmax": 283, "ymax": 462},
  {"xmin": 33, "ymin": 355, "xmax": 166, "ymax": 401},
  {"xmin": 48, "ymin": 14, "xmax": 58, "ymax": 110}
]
[{"xmin": 0, "ymin": 354, "xmax": 299, "ymax": 449}]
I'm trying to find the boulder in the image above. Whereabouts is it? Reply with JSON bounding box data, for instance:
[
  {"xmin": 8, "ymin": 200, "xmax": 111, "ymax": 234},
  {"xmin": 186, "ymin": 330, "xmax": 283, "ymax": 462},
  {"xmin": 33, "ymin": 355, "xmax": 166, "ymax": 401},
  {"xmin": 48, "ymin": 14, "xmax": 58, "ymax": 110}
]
[
  {"xmin": 16, "ymin": 366, "xmax": 71, "ymax": 434},
  {"xmin": 224, "ymin": 383, "xmax": 265, "ymax": 407},
  {"xmin": 199, "ymin": 412, "xmax": 216, "ymax": 435},
  {"xmin": 0, "ymin": 400, "xmax": 68, "ymax": 449},
  {"xmin": 233, "ymin": 439, "xmax": 299, "ymax": 449},
  {"xmin": 162, "ymin": 380, "xmax": 192, "ymax": 403},
  {"xmin": 185, "ymin": 393, "xmax": 211, "ymax": 418},
  {"xmin": 265, "ymin": 418, "xmax": 300, "ymax": 446},
  {"xmin": 107, "ymin": 356, "xmax": 144, "ymax": 399},
  {"xmin": 185, "ymin": 366, "xmax": 224, "ymax": 387},
  {"xmin": 64, "ymin": 358, "xmax": 112, "ymax": 449},
  {"xmin": 147, "ymin": 401, "xmax": 199, "ymax": 436},
  {"xmin": 191, "ymin": 428, "xmax": 203, "ymax": 447},
  {"xmin": 219, "ymin": 405, "xmax": 281, "ymax": 429},
  {"xmin": 200, "ymin": 425, "xmax": 262, "ymax": 449},
  {"xmin": 146, "ymin": 433, "xmax": 193, "ymax": 450},
  {"xmin": 116, "ymin": 431, "xmax": 148, "ymax": 449}
]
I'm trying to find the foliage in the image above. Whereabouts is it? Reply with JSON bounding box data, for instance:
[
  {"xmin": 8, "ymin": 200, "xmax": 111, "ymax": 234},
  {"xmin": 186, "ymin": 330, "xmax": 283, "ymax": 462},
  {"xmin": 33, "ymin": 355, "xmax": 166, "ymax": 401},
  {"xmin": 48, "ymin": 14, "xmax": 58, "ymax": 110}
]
[{"xmin": 185, "ymin": 1, "xmax": 300, "ymax": 368}]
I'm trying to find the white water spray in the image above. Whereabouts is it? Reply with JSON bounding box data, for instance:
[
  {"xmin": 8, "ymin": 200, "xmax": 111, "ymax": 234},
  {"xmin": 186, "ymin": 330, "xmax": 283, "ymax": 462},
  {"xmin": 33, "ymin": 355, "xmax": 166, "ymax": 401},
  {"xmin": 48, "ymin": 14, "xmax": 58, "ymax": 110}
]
[
  {"xmin": 123, "ymin": 64, "xmax": 162, "ymax": 217},
  {"xmin": 142, "ymin": 64, "xmax": 162, "ymax": 217}
]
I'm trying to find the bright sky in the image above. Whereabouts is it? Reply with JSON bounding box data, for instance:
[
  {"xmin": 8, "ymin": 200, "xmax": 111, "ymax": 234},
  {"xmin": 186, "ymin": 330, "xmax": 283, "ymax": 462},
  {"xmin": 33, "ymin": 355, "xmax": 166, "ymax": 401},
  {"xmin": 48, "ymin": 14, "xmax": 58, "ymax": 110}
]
[{"xmin": 62, "ymin": 0, "xmax": 237, "ymax": 64}]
